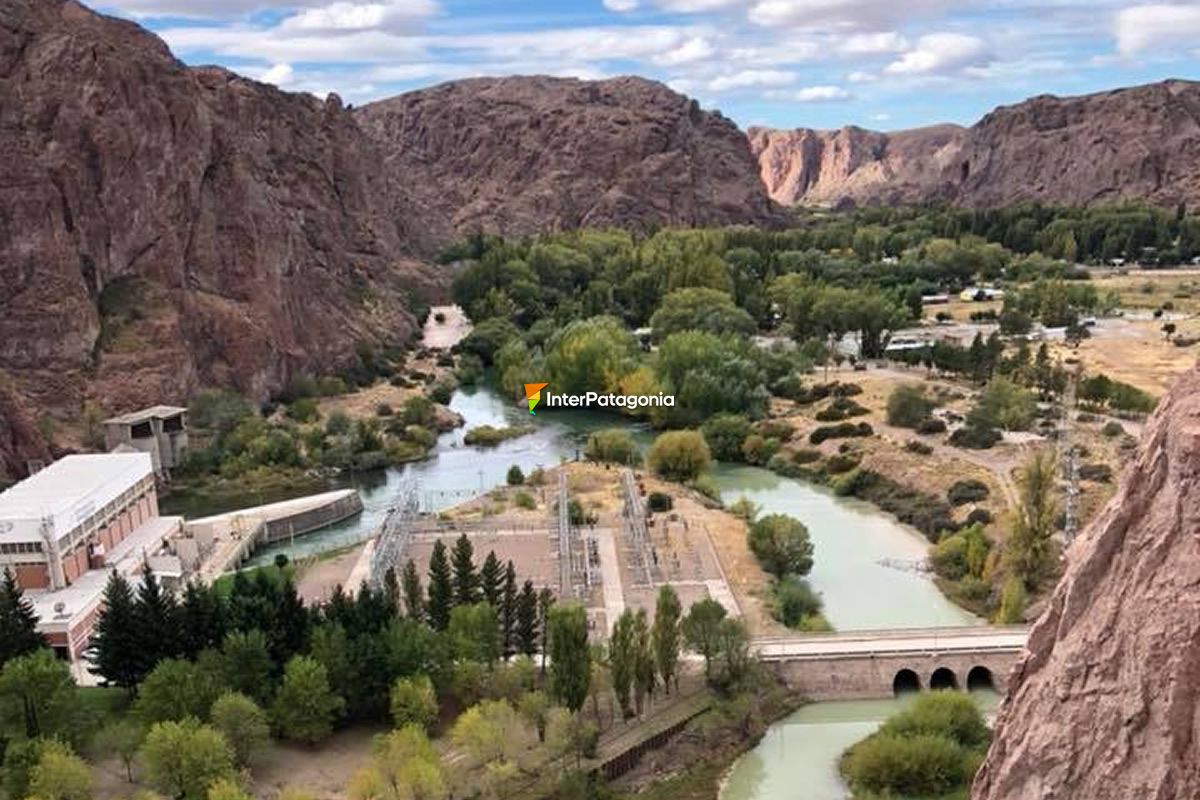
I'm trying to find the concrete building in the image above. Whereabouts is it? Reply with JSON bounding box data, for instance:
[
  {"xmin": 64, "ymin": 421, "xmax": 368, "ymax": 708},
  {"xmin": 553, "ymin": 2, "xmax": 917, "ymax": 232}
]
[
  {"xmin": 0, "ymin": 453, "xmax": 182, "ymax": 669},
  {"xmin": 103, "ymin": 406, "xmax": 189, "ymax": 478}
]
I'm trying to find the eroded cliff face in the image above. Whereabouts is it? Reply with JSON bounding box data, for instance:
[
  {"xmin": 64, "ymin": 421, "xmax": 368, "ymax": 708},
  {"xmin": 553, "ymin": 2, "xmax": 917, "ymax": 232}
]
[
  {"xmin": 973, "ymin": 365, "xmax": 1200, "ymax": 800},
  {"xmin": 753, "ymin": 80, "xmax": 1200, "ymax": 209},
  {"xmin": 356, "ymin": 75, "xmax": 777, "ymax": 235}
]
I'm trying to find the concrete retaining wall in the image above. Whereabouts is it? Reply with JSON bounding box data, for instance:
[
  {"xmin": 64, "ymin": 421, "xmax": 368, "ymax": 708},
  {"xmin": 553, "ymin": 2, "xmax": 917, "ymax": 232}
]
[{"xmin": 772, "ymin": 650, "xmax": 1016, "ymax": 701}]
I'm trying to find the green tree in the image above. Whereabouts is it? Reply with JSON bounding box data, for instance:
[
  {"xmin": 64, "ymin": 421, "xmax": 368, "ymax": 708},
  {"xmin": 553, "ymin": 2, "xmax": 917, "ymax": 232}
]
[
  {"xmin": 89, "ymin": 571, "xmax": 143, "ymax": 692},
  {"xmin": 700, "ymin": 413, "xmax": 753, "ymax": 462},
  {"xmin": 451, "ymin": 700, "xmax": 528, "ymax": 796},
  {"xmin": 0, "ymin": 568, "xmax": 43, "ymax": 667},
  {"xmin": 95, "ymin": 719, "xmax": 145, "ymax": 782},
  {"xmin": 517, "ymin": 690, "xmax": 552, "ymax": 743},
  {"xmin": 1005, "ymin": 451, "xmax": 1059, "ymax": 587},
  {"xmin": 426, "ymin": 541, "xmax": 454, "ymax": 631},
  {"xmin": 140, "ymin": 719, "xmax": 235, "ymax": 800},
  {"xmin": 505, "ymin": 465, "xmax": 525, "ymax": 486},
  {"xmin": 583, "ymin": 429, "xmax": 640, "ymax": 465},
  {"xmin": 646, "ymin": 430, "xmax": 712, "ymax": 482},
  {"xmin": 135, "ymin": 659, "xmax": 223, "ymax": 724},
  {"xmin": 681, "ymin": 599, "xmax": 727, "ymax": 682},
  {"xmin": 608, "ymin": 610, "xmax": 636, "ymax": 718},
  {"xmin": 747, "ymin": 514, "xmax": 814, "ymax": 579},
  {"xmin": 654, "ymin": 332, "xmax": 769, "ymax": 425},
  {"xmin": 348, "ymin": 725, "xmax": 447, "ymax": 800},
  {"xmin": 547, "ymin": 605, "xmax": 591, "ymax": 713},
  {"xmin": 134, "ymin": 563, "xmax": 180, "ymax": 673},
  {"xmin": 27, "ymin": 740, "xmax": 91, "ymax": 800},
  {"xmin": 479, "ymin": 552, "xmax": 503, "ymax": 609},
  {"xmin": 651, "ymin": 585, "xmax": 682, "ymax": 694},
  {"xmin": 0, "ymin": 649, "xmax": 77, "ymax": 739},
  {"xmin": 271, "ymin": 656, "xmax": 344, "ymax": 745},
  {"xmin": 500, "ymin": 562, "xmax": 518, "ymax": 657},
  {"xmin": 886, "ymin": 385, "xmax": 936, "ymax": 428},
  {"xmin": 448, "ymin": 603, "xmax": 500, "ymax": 665},
  {"xmin": 515, "ymin": 581, "xmax": 539, "ymax": 657},
  {"xmin": 178, "ymin": 582, "xmax": 226, "ymax": 661},
  {"xmin": 969, "ymin": 377, "xmax": 1037, "ymax": 431},
  {"xmin": 218, "ymin": 630, "xmax": 274, "ymax": 705},
  {"xmin": 210, "ymin": 691, "xmax": 270, "ymax": 768},
  {"xmin": 207, "ymin": 778, "xmax": 255, "ymax": 800},
  {"xmin": 450, "ymin": 534, "xmax": 479, "ymax": 607},
  {"xmin": 632, "ymin": 609, "xmax": 655, "ymax": 716},
  {"xmin": 401, "ymin": 559, "xmax": 425, "ymax": 621},
  {"xmin": 390, "ymin": 675, "xmax": 438, "ymax": 732},
  {"xmin": 995, "ymin": 575, "xmax": 1028, "ymax": 624},
  {"xmin": 545, "ymin": 316, "xmax": 639, "ymax": 395},
  {"xmin": 772, "ymin": 577, "xmax": 826, "ymax": 630},
  {"xmin": 648, "ymin": 287, "xmax": 756, "ymax": 342}
]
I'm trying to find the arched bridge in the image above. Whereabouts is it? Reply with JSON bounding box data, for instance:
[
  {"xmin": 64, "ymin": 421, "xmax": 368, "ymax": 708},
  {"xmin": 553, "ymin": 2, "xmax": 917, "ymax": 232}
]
[{"xmin": 754, "ymin": 626, "xmax": 1029, "ymax": 701}]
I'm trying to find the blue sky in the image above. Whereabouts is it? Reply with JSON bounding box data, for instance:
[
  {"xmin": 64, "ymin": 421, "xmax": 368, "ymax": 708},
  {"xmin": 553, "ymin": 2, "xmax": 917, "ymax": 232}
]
[{"xmin": 96, "ymin": 0, "xmax": 1200, "ymax": 130}]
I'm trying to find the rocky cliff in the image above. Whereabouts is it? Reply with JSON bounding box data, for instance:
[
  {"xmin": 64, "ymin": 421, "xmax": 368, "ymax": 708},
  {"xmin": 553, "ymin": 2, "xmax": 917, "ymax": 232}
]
[
  {"xmin": 0, "ymin": 1, "xmax": 776, "ymax": 477},
  {"xmin": 753, "ymin": 80, "xmax": 1200, "ymax": 209},
  {"xmin": 973, "ymin": 365, "xmax": 1200, "ymax": 800},
  {"xmin": 356, "ymin": 75, "xmax": 776, "ymax": 234}
]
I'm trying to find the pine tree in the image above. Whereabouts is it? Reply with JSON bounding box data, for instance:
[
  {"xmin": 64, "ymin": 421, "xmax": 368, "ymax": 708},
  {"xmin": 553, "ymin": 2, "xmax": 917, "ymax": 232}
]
[
  {"xmin": 426, "ymin": 540, "xmax": 454, "ymax": 631},
  {"xmin": 651, "ymin": 585, "xmax": 682, "ymax": 695},
  {"xmin": 450, "ymin": 534, "xmax": 479, "ymax": 606},
  {"xmin": 515, "ymin": 580, "xmax": 539, "ymax": 656},
  {"xmin": 480, "ymin": 551, "xmax": 503, "ymax": 608},
  {"xmin": 500, "ymin": 561, "xmax": 518, "ymax": 657},
  {"xmin": 134, "ymin": 563, "xmax": 179, "ymax": 675},
  {"xmin": 382, "ymin": 567, "xmax": 401, "ymax": 616},
  {"xmin": 272, "ymin": 577, "xmax": 310, "ymax": 665},
  {"xmin": 400, "ymin": 559, "xmax": 424, "ymax": 621},
  {"xmin": 89, "ymin": 572, "xmax": 143, "ymax": 692},
  {"xmin": 0, "ymin": 568, "xmax": 43, "ymax": 667},
  {"xmin": 178, "ymin": 581, "xmax": 226, "ymax": 660}
]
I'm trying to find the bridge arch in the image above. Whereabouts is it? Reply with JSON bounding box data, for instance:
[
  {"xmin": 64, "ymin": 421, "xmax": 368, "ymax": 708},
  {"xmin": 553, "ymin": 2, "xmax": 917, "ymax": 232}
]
[
  {"xmin": 966, "ymin": 665, "xmax": 995, "ymax": 692},
  {"xmin": 892, "ymin": 668, "xmax": 921, "ymax": 695},
  {"xmin": 929, "ymin": 667, "xmax": 959, "ymax": 691}
]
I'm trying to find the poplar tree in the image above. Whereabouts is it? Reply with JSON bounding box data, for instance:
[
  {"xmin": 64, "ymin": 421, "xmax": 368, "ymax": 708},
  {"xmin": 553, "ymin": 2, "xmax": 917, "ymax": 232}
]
[
  {"xmin": 633, "ymin": 608, "xmax": 655, "ymax": 715},
  {"xmin": 426, "ymin": 541, "xmax": 454, "ymax": 631},
  {"xmin": 651, "ymin": 585, "xmax": 682, "ymax": 694},
  {"xmin": 89, "ymin": 572, "xmax": 143, "ymax": 692},
  {"xmin": 515, "ymin": 581, "xmax": 539, "ymax": 657},
  {"xmin": 500, "ymin": 561, "xmax": 518, "ymax": 657},
  {"xmin": 480, "ymin": 551, "xmax": 503, "ymax": 608},
  {"xmin": 609, "ymin": 610, "xmax": 635, "ymax": 718},
  {"xmin": 400, "ymin": 559, "xmax": 424, "ymax": 621},
  {"xmin": 547, "ymin": 604, "xmax": 590, "ymax": 713},
  {"xmin": 0, "ymin": 569, "xmax": 43, "ymax": 667},
  {"xmin": 451, "ymin": 534, "xmax": 479, "ymax": 606}
]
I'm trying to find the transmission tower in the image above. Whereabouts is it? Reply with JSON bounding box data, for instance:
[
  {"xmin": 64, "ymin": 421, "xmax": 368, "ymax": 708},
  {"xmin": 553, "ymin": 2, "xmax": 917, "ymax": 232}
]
[
  {"xmin": 371, "ymin": 477, "xmax": 420, "ymax": 588},
  {"xmin": 1060, "ymin": 367, "xmax": 1082, "ymax": 544}
]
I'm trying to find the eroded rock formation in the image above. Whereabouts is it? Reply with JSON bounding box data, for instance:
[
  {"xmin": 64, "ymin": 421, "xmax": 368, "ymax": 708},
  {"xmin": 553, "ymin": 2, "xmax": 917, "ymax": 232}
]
[{"xmin": 973, "ymin": 365, "xmax": 1200, "ymax": 800}]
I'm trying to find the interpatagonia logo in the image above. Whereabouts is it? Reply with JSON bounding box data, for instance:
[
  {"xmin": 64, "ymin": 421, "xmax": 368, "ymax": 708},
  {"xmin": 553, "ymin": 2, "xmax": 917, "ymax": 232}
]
[{"xmin": 524, "ymin": 383, "xmax": 549, "ymax": 415}]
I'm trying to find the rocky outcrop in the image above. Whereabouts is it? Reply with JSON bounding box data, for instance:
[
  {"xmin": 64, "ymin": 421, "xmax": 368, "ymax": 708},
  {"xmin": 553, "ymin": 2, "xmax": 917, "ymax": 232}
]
[
  {"xmin": 973, "ymin": 365, "xmax": 1200, "ymax": 800},
  {"xmin": 356, "ymin": 75, "xmax": 777, "ymax": 234},
  {"xmin": 753, "ymin": 79, "xmax": 1200, "ymax": 209}
]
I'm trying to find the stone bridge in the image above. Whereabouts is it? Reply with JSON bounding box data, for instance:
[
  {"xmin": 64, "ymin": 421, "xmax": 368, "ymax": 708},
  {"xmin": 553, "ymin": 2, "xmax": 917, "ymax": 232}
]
[{"xmin": 754, "ymin": 626, "xmax": 1028, "ymax": 701}]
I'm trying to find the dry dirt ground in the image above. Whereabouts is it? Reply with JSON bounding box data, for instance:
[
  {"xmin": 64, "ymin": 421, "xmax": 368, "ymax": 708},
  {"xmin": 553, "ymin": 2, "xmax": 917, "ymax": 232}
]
[{"xmin": 294, "ymin": 544, "xmax": 368, "ymax": 604}]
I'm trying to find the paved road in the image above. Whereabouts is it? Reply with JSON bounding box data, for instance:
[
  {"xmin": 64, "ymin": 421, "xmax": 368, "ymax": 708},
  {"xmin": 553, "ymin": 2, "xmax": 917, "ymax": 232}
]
[{"xmin": 754, "ymin": 626, "xmax": 1029, "ymax": 660}]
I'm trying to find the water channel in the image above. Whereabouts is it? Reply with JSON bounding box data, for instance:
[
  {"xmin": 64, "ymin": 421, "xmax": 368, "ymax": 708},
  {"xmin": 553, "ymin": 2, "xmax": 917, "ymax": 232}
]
[{"xmin": 230, "ymin": 381, "xmax": 985, "ymax": 800}]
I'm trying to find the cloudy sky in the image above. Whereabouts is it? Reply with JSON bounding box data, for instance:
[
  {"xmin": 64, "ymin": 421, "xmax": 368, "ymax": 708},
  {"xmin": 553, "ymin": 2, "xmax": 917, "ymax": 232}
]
[{"xmin": 97, "ymin": 0, "xmax": 1200, "ymax": 130}]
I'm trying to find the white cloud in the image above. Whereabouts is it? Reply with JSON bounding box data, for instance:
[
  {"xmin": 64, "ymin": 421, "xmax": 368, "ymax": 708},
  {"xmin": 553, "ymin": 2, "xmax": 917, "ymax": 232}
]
[
  {"xmin": 884, "ymin": 33, "xmax": 991, "ymax": 75},
  {"xmin": 872, "ymin": 112, "xmax": 891, "ymax": 121},
  {"xmin": 766, "ymin": 84, "xmax": 851, "ymax": 102},
  {"xmin": 654, "ymin": 0, "xmax": 744, "ymax": 11},
  {"xmin": 707, "ymin": 68, "xmax": 796, "ymax": 91},
  {"xmin": 837, "ymin": 31, "xmax": 907, "ymax": 55},
  {"xmin": 1114, "ymin": 4, "xmax": 1200, "ymax": 56},
  {"xmin": 652, "ymin": 37, "xmax": 717, "ymax": 66},
  {"xmin": 748, "ymin": 0, "xmax": 956, "ymax": 30},
  {"xmin": 258, "ymin": 63, "xmax": 295, "ymax": 86},
  {"xmin": 847, "ymin": 70, "xmax": 877, "ymax": 83},
  {"xmin": 279, "ymin": 1, "xmax": 437, "ymax": 34},
  {"xmin": 604, "ymin": 0, "xmax": 640, "ymax": 10}
]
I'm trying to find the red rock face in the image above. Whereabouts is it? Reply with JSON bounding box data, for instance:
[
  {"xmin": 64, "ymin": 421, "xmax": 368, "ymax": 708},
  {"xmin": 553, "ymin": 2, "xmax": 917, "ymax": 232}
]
[
  {"xmin": 751, "ymin": 80, "xmax": 1200, "ymax": 209},
  {"xmin": 973, "ymin": 365, "xmax": 1200, "ymax": 800}
]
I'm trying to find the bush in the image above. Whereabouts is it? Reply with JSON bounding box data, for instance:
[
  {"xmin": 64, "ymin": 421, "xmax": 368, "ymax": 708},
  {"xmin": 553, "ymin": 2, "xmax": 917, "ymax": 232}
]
[
  {"xmin": 754, "ymin": 419, "xmax": 795, "ymax": 442},
  {"xmin": 815, "ymin": 396, "xmax": 870, "ymax": 422},
  {"xmin": 823, "ymin": 453, "xmax": 860, "ymax": 474},
  {"xmin": 916, "ymin": 417, "xmax": 947, "ymax": 434},
  {"xmin": 513, "ymin": 491, "xmax": 536, "ymax": 510},
  {"xmin": 970, "ymin": 377, "xmax": 1036, "ymax": 431},
  {"xmin": 741, "ymin": 434, "xmax": 780, "ymax": 466},
  {"xmin": 647, "ymin": 492, "xmax": 673, "ymax": 513},
  {"xmin": 584, "ymin": 429, "xmax": 640, "ymax": 465},
  {"xmin": 701, "ymin": 413, "xmax": 753, "ymax": 462},
  {"xmin": 287, "ymin": 397, "xmax": 320, "ymax": 423},
  {"xmin": 809, "ymin": 422, "xmax": 873, "ymax": 445},
  {"xmin": 905, "ymin": 440, "xmax": 934, "ymax": 456},
  {"xmin": 887, "ymin": 385, "xmax": 936, "ymax": 428},
  {"xmin": 1079, "ymin": 463, "xmax": 1114, "ymax": 483},
  {"xmin": 647, "ymin": 431, "xmax": 712, "ymax": 482},
  {"xmin": 842, "ymin": 733, "xmax": 971, "ymax": 797},
  {"xmin": 429, "ymin": 376, "xmax": 457, "ymax": 405},
  {"xmin": 375, "ymin": 403, "xmax": 394, "ymax": 417},
  {"xmin": 389, "ymin": 675, "xmax": 438, "ymax": 732},
  {"xmin": 835, "ymin": 470, "xmax": 957, "ymax": 541},
  {"xmin": 464, "ymin": 425, "xmax": 533, "ymax": 447},
  {"xmin": 687, "ymin": 475, "xmax": 722, "ymax": 502},
  {"xmin": 506, "ymin": 465, "xmax": 525, "ymax": 486},
  {"xmin": 791, "ymin": 448, "xmax": 822, "ymax": 464},
  {"xmin": 947, "ymin": 479, "xmax": 990, "ymax": 506},
  {"xmin": 1101, "ymin": 420, "xmax": 1125, "ymax": 437},
  {"xmin": 879, "ymin": 691, "xmax": 990, "ymax": 748},
  {"xmin": 949, "ymin": 424, "xmax": 1002, "ymax": 450},
  {"xmin": 771, "ymin": 576, "xmax": 826, "ymax": 630},
  {"xmin": 748, "ymin": 514, "xmax": 813, "ymax": 578},
  {"xmin": 965, "ymin": 508, "xmax": 993, "ymax": 526}
]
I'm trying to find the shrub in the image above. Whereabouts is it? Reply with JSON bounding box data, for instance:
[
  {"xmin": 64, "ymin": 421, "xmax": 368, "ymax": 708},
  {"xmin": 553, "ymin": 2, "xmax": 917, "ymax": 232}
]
[
  {"xmin": 949, "ymin": 424, "xmax": 1002, "ymax": 450},
  {"xmin": 647, "ymin": 431, "xmax": 712, "ymax": 482},
  {"xmin": 771, "ymin": 576, "xmax": 827, "ymax": 630},
  {"xmin": 878, "ymin": 692, "xmax": 990, "ymax": 749},
  {"xmin": 823, "ymin": 453, "xmax": 860, "ymax": 474},
  {"xmin": 841, "ymin": 734, "xmax": 971, "ymax": 797},
  {"xmin": 429, "ymin": 376, "xmax": 456, "ymax": 405},
  {"xmin": 701, "ymin": 413, "xmax": 753, "ymax": 462},
  {"xmin": 815, "ymin": 396, "xmax": 871, "ymax": 422},
  {"xmin": 375, "ymin": 403, "xmax": 394, "ymax": 417},
  {"xmin": 748, "ymin": 514, "xmax": 813, "ymax": 578},
  {"xmin": 791, "ymin": 448, "xmax": 822, "ymax": 464},
  {"xmin": 965, "ymin": 508, "xmax": 993, "ymax": 526},
  {"xmin": 513, "ymin": 491, "xmax": 536, "ymax": 510},
  {"xmin": 947, "ymin": 479, "xmax": 990, "ymax": 506},
  {"xmin": 754, "ymin": 419, "xmax": 795, "ymax": 442},
  {"xmin": 389, "ymin": 675, "xmax": 438, "ymax": 732},
  {"xmin": 741, "ymin": 434, "xmax": 780, "ymax": 466},
  {"xmin": 687, "ymin": 475, "xmax": 722, "ymax": 502},
  {"xmin": 1101, "ymin": 420, "xmax": 1125, "ymax": 437},
  {"xmin": 286, "ymin": 397, "xmax": 320, "ymax": 423},
  {"xmin": 905, "ymin": 440, "xmax": 934, "ymax": 456},
  {"xmin": 464, "ymin": 425, "xmax": 533, "ymax": 447},
  {"xmin": 835, "ymin": 470, "xmax": 957, "ymax": 541},
  {"xmin": 647, "ymin": 492, "xmax": 673, "ymax": 513},
  {"xmin": 584, "ymin": 429, "xmax": 640, "ymax": 465},
  {"xmin": 916, "ymin": 417, "xmax": 947, "ymax": 434},
  {"xmin": 506, "ymin": 465, "xmax": 525, "ymax": 486},
  {"xmin": 887, "ymin": 385, "xmax": 936, "ymax": 428},
  {"xmin": 1079, "ymin": 463, "xmax": 1114, "ymax": 483},
  {"xmin": 809, "ymin": 422, "xmax": 873, "ymax": 445},
  {"xmin": 969, "ymin": 377, "xmax": 1036, "ymax": 431}
]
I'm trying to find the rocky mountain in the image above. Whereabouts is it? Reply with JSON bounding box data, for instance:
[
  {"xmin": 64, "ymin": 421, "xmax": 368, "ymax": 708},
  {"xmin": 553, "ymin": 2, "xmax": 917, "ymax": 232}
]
[
  {"xmin": 753, "ymin": 80, "xmax": 1200, "ymax": 209},
  {"xmin": 357, "ymin": 76, "xmax": 776, "ymax": 235},
  {"xmin": 0, "ymin": 1, "xmax": 774, "ymax": 478},
  {"xmin": 973, "ymin": 365, "xmax": 1200, "ymax": 800}
]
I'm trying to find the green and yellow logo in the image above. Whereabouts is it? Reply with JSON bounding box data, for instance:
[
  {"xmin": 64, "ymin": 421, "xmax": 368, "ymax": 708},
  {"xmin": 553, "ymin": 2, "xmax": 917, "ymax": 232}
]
[{"xmin": 524, "ymin": 383, "xmax": 549, "ymax": 415}]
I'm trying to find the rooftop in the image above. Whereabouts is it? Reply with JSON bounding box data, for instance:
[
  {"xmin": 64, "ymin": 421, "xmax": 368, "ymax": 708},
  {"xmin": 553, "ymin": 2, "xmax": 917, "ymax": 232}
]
[
  {"xmin": 104, "ymin": 405, "xmax": 187, "ymax": 426},
  {"xmin": 0, "ymin": 453, "xmax": 153, "ymax": 540}
]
